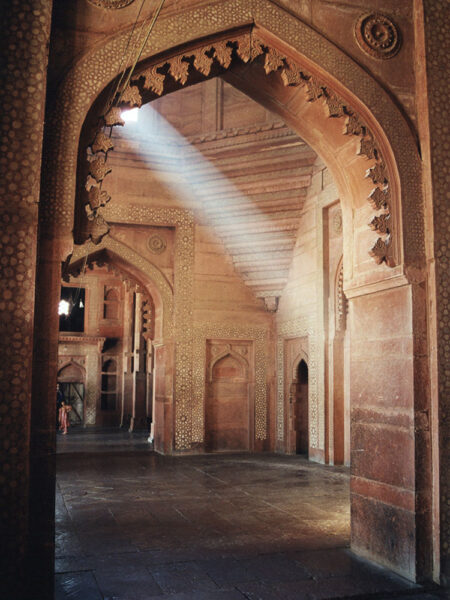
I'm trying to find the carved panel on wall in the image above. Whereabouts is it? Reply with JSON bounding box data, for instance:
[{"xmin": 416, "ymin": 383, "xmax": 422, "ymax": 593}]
[
  {"xmin": 194, "ymin": 324, "xmax": 268, "ymax": 443},
  {"xmin": 355, "ymin": 13, "xmax": 401, "ymax": 60}
]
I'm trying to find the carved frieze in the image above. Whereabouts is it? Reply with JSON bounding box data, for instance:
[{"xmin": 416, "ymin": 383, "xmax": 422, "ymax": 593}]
[
  {"xmin": 87, "ymin": 0, "xmax": 136, "ymax": 8},
  {"xmin": 82, "ymin": 28, "xmax": 396, "ymax": 269}
]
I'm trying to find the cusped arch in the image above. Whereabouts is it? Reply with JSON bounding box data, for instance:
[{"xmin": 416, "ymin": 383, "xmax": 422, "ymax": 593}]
[
  {"xmin": 58, "ymin": 360, "xmax": 86, "ymax": 382},
  {"xmin": 69, "ymin": 236, "xmax": 174, "ymax": 338},
  {"xmin": 42, "ymin": 0, "xmax": 424, "ymax": 289},
  {"xmin": 292, "ymin": 351, "xmax": 309, "ymax": 383},
  {"xmin": 209, "ymin": 349, "xmax": 249, "ymax": 383}
]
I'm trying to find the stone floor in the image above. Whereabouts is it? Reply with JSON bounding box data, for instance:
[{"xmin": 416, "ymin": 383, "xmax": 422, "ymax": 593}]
[{"xmin": 55, "ymin": 429, "xmax": 445, "ymax": 600}]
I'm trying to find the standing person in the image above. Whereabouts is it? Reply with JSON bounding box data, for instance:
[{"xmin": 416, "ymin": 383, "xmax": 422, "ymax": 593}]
[
  {"xmin": 56, "ymin": 384, "xmax": 63, "ymax": 427},
  {"xmin": 58, "ymin": 400, "xmax": 71, "ymax": 435}
]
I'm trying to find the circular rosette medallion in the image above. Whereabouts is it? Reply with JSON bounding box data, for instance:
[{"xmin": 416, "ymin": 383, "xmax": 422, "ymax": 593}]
[
  {"xmin": 87, "ymin": 0, "xmax": 135, "ymax": 9},
  {"xmin": 147, "ymin": 234, "xmax": 167, "ymax": 255},
  {"xmin": 355, "ymin": 13, "xmax": 401, "ymax": 60}
]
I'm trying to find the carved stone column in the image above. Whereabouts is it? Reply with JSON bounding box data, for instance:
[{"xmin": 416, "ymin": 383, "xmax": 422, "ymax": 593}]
[
  {"xmin": 420, "ymin": 1, "xmax": 450, "ymax": 585},
  {"xmin": 0, "ymin": 2, "xmax": 53, "ymax": 598},
  {"xmin": 130, "ymin": 291, "xmax": 147, "ymax": 431}
]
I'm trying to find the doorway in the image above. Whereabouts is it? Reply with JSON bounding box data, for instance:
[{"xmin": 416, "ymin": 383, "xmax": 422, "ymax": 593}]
[{"xmin": 293, "ymin": 359, "xmax": 308, "ymax": 455}]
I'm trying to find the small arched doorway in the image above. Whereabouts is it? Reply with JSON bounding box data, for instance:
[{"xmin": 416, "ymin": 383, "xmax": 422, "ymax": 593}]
[
  {"xmin": 292, "ymin": 359, "xmax": 309, "ymax": 456},
  {"xmin": 57, "ymin": 362, "xmax": 85, "ymax": 426}
]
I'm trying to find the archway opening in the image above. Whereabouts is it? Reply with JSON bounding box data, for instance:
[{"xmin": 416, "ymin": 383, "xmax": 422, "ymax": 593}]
[{"xmin": 293, "ymin": 359, "xmax": 309, "ymax": 456}]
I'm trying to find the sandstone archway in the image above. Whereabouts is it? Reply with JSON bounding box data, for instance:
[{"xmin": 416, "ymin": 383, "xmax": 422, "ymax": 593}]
[{"xmin": 33, "ymin": 0, "xmax": 432, "ymax": 584}]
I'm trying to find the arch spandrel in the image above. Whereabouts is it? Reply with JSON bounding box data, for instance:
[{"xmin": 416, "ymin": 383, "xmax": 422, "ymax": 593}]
[{"xmin": 42, "ymin": 0, "xmax": 424, "ymax": 289}]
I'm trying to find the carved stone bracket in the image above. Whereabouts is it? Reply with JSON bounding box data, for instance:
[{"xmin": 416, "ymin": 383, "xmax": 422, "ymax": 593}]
[{"xmin": 83, "ymin": 28, "xmax": 394, "ymax": 266}]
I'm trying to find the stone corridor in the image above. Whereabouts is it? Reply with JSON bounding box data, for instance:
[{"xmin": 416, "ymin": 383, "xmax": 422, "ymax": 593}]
[{"xmin": 54, "ymin": 430, "xmax": 442, "ymax": 600}]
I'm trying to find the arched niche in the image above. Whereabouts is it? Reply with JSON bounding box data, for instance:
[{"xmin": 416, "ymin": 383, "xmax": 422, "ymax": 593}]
[
  {"xmin": 57, "ymin": 360, "xmax": 85, "ymax": 383},
  {"xmin": 68, "ymin": 237, "xmax": 173, "ymax": 340},
  {"xmin": 209, "ymin": 350, "xmax": 249, "ymax": 383}
]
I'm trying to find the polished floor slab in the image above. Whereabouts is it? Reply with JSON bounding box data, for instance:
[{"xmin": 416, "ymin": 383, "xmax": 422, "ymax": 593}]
[{"xmin": 55, "ymin": 429, "xmax": 444, "ymax": 599}]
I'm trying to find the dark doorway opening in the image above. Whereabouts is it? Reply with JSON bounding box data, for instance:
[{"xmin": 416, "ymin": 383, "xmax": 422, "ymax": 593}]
[{"xmin": 294, "ymin": 359, "xmax": 309, "ymax": 455}]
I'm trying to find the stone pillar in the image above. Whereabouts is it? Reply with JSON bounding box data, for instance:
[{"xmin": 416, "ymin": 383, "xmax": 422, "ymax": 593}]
[
  {"xmin": 130, "ymin": 291, "xmax": 147, "ymax": 431},
  {"xmin": 349, "ymin": 282, "xmax": 432, "ymax": 582},
  {"xmin": 419, "ymin": 1, "xmax": 449, "ymax": 586},
  {"xmin": 0, "ymin": 2, "xmax": 52, "ymax": 598},
  {"xmin": 121, "ymin": 287, "xmax": 134, "ymax": 428}
]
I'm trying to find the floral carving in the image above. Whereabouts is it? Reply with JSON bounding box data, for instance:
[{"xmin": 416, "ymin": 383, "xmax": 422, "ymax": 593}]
[
  {"xmin": 324, "ymin": 92, "xmax": 346, "ymax": 118},
  {"xmin": 370, "ymin": 237, "xmax": 391, "ymax": 265},
  {"xmin": 140, "ymin": 65, "xmax": 165, "ymax": 95},
  {"xmin": 368, "ymin": 186, "xmax": 390, "ymax": 210},
  {"xmin": 193, "ymin": 47, "xmax": 213, "ymax": 76},
  {"xmin": 213, "ymin": 41, "xmax": 233, "ymax": 68},
  {"xmin": 370, "ymin": 213, "xmax": 390, "ymax": 234},
  {"xmin": 344, "ymin": 114, "xmax": 366, "ymax": 137},
  {"xmin": 280, "ymin": 63, "xmax": 304, "ymax": 87},
  {"xmin": 263, "ymin": 47, "xmax": 285, "ymax": 74},
  {"xmin": 305, "ymin": 78, "xmax": 325, "ymax": 102},
  {"xmin": 367, "ymin": 162, "xmax": 388, "ymax": 185},
  {"xmin": 359, "ymin": 137, "xmax": 379, "ymax": 160},
  {"xmin": 103, "ymin": 107, "xmax": 125, "ymax": 127},
  {"xmin": 120, "ymin": 84, "xmax": 142, "ymax": 107},
  {"xmin": 169, "ymin": 55, "xmax": 189, "ymax": 84},
  {"xmin": 87, "ymin": 0, "xmax": 135, "ymax": 8},
  {"xmin": 91, "ymin": 132, "xmax": 114, "ymax": 154},
  {"xmin": 86, "ymin": 187, "xmax": 111, "ymax": 216},
  {"xmin": 88, "ymin": 156, "xmax": 111, "ymax": 182},
  {"xmin": 147, "ymin": 234, "xmax": 166, "ymax": 254},
  {"xmin": 355, "ymin": 13, "xmax": 401, "ymax": 60},
  {"xmin": 235, "ymin": 36, "xmax": 251, "ymax": 63}
]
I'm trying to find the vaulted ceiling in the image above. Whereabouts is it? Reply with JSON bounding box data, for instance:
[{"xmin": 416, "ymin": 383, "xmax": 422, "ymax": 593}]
[{"xmin": 109, "ymin": 79, "xmax": 319, "ymax": 302}]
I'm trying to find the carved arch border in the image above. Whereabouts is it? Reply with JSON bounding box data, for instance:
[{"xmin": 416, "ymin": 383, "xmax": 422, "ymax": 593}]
[
  {"xmin": 57, "ymin": 359, "xmax": 86, "ymax": 381},
  {"xmin": 70, "ymin": 235, "xmax": 175, "ymax": 338},
  {"xmin": 42, "ymin": 0, "xmax": 423, "ymax": 272},
  {"xmin": 194, "ymin": 323, "xmax": 268, "ymax": 444},
  {"xmin": 84, "ymin": 203, "xmax": 195, "ymax": 449},
  {"xmin": 208, "ymin": 348, "xmax": 250, "ymax": 383},
  {"xmin": 277, "ymin": 316, "xmax": 318, "ymax": 447}
]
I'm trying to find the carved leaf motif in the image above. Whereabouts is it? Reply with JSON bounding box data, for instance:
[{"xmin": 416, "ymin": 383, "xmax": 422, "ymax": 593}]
[
  {"xmin": 103, "ymin": 107, "xmax": 125, "ymax": 127},
  {"xmin": 367, "ymin": 162, "xmax": 388, "ymax": 184},
  {"xmin": 139, "ymin": 65, "xmax": 165, "ymax": 95},
  {"xmin": 369, "ymin": 213, "xmax": 390, "ymax": 234},
  {"xmin": 324, "ymin": 92, "xmax": 346, "ymax": 117},
  {"xmin": 169, "ymin": 55, "xmax": 189, "ymax": 84},
  {"xmin": 91, "ymin": 131, "xmax": 114, "ymax": 154},
  {"xmin": 235, "ymin": 35, "xmax": 251, "ymax": 63},
  {"xmin": 368, "ymin": 186, "xmax": 391, "ymax": 210},
  {"xmin": 87, "ymin": 186, "xmax": 111, "ymax": 213},
  {"xmin": 193, "ymin": 47, "xmax": 213, "ymax": 76},
  {"xmin": 369, "ymin": 237, "xmax": 390, "ymax": 265},
  {"xmin": 213, "ymin": 41, "xmax": 233, "ymax": 68},
  {"xmin": 89, "ymin": 156, "xmax": 112, "ymax": 183},
  {"xmin": 250, "ymin": 36, "xmax": 265, "ymax": 60},
  {"xmin": 344, "ymin": 114, "xmax": 366, "ymax": 136},
  {"xmin": 263, "ymin": 47, "xmax": 285, "ymax": 74},
  {"xmin": 86, "ymin": 214, "xmax": 110, "ymax": 245},
  {"xmin": 120, "ymin": 84, "xmax": 142, "ymax": 107},
  {"xmin": 305, "ymin": 78, "xmax": 325, "ymax": 102},
  {"xmin": 280, "ymin": 64, "xmax": 304, "ymax": 86},
  {"xmin": 359, "ymin": 137, "xmax": 379, "ymax": 160}
]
